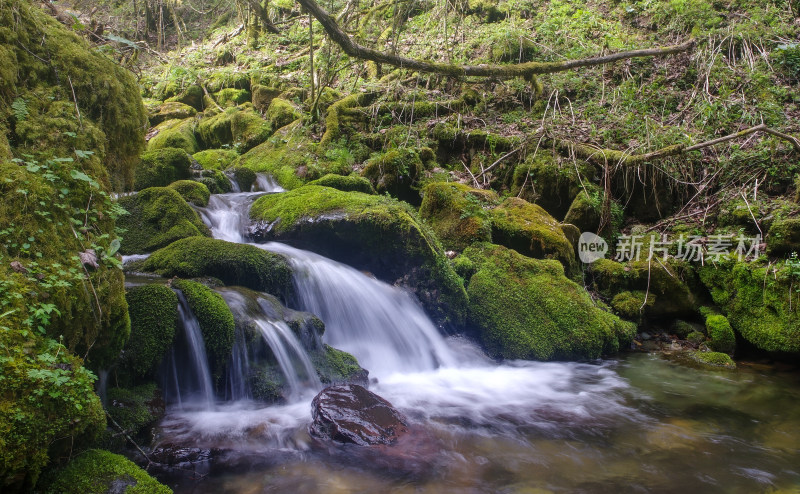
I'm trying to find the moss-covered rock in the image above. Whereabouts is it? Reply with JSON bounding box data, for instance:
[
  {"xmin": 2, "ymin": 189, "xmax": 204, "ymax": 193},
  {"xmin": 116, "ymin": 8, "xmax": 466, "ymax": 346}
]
[
  {"xmin": 510, "ymin": 152, "xmax": 592, "ymax": 219},
  {"xmin": 168, "ymin": 180, "xmax": 210, "ymax": 207},
  {"xmin": 146, "ymin": 118, "xmax": 199, "ymax": 154},
  {"xmin": 104, "ymin": 383, "xmax": 165, "ymax": 444},
  {"xmin": 252, "ymin": 85, "xmax": 282, "ymax": 113},
  {"xmin": 166, "ymin": 85, "xmax": 204, "ymax": 111},
  {"xmin": 362, "ymin": 149, "xmax": 424, "ymax": 205},
  {"xmin": 120, "ymin": 285, "xmax": 178, "ymax": 379},
  {"xmin": 705, "ymin": 314, "xmax": 736, "ymax": 355},
  {"xmin": 589, "ymin": 258, "xmax": 700, "ymax": 319},
  {"xmin": 249, "ymin": 185, "xmax": 468, "ymax": 327},
  {"xmin": 689, "ymin": 351, "xmax": 736, "ymax": 369},
  {"xmin": 767, "ymin": 218, "xmax": 800, "ymax": 257},
  {"xmin": 150, "ymin": 101, "xmax": 197, "ymax": 126},
  {"xmin": 143, "ymin": 237, "xmax": 293, "ymax": 299},
  {"xmin": 307, "ymin": 174, "xmax": 376, "ymax": 194},
  {"xmin": 265, "ymin": 98, "xmax": 301, "ymax": 129},
  {"xmin": 699, "ymin": 260, "xmax": 800, "ymax": 354},
  {"xmin": 172, "ymin": 279, "xmax": 235, "ymax": 382},
  {"xmin": 311, "ymin": 344, "xmax": 369, "ymax": 385},
  {"xmin": 610, "ymin": 290, "xmax": 655, "ymax": 320},
  {"xmin": 117, "ymin": 187, "xmax": 209, "ymax": 255},
  {"xmin": 38, "ymin": 449, "xmax": 171, "ymax": 494},
  {"xmin": 234, "ymin": 121, "xmax": 311, "ymax": 190},
  {"xmin": 462, "ymin": 243, "xmax": 635, "ymax": 360},
  {"xmin": 197, "ymin": 106, "xmax": 272, "ymax": 152},
  {"xmin": 419, "ymin": 182, "xmax": 496, "ymax": 251},
  {"xmin": 489, "ymin": 197, "xmax": 577, "ymax": 274},
  {"xmin": 193, "ymin": 148, "xmax": 239, "ymax": 170},
  {"xmin": 133, "ymin": 148, "xmax": 192, "ymax": 190},
  {"xmin": 563, "ymin": 185, "xmax": 623, "ymax": 237},
  {"xmin": 231, "ymin": 167, "xmax": 257, "ymax": 192},
  {"xmin": 214, "ymin": 88, "xmax": 251, "ymax": 107}
]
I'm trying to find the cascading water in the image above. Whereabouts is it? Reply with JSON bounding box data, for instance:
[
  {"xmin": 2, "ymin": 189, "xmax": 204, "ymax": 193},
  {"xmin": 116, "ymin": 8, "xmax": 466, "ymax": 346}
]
[{"xmin": 161, "ymin": 291, "xmax": 216, "ymax": 410}]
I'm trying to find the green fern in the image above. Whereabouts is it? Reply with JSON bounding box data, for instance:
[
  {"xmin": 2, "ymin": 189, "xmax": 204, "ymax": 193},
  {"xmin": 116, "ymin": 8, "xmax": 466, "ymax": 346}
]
[{"xmin": 11, "ymin": 98, "xmax": 28, "ymax": 122}]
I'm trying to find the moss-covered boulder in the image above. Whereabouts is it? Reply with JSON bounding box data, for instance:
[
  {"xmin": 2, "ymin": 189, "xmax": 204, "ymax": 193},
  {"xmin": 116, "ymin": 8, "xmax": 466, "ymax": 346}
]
[
  {"xmin": 767, "ymin": 218, "xmax": 800, "ymax": 257},
  {"xmin": 150, "ymin": 101, "xmax": 197, "ymax": 126},
  {"xmin": 699, "ymin": 260, "xmax": 800, "ymax": 354},
  {"xmin": 589, "ymin": 258, "xmax": 700, "ymax": 320},
  {"xmin": 104, "ymin": 383, "xmax": 165, "ymax": 446},
  {"xmin": 197, "ymin": 169, "xmax": 233, "ymax": 194},
  {"xmin": 489, "ymin": 197, "xmax": 577, "ymax": 274},
  {"xmin": 563, "ymin": 185, "xmax": 623, "ymax": 237},
  {"xmin": 509, "ymin": 152, "xmax": 590, "ymax": 219},
  {"xmin": 193, "ymin": 148, "xmax": 239, "ymax": 170},
  {"xmin": 120, "ymin": 285, "xmax": 178, "ymax": 379},
  {"xmin": 214, "ymin": 88, "xmax": 251, "ymax": 107},
  {"xmin": 311, "ymin": 344, "xmax": 369, "ymax": 386},
  {"xmin": 147, "ymin": 118, "xmax": 199, "ymax": 154},
  {"xmin": 197, "ymin": 106, "xmax": 272, "ymax": 152},
  {"xmin": 688, "ymin": 351, "xmax": 736, "ymax": 370},
  {"xmin": 231, "ymin": 167, "xmax": 257, "ymax": 192},
  {"xmin": 361, "ymin": 149, "xmax": 423, "ymax": 205},
  {"xmin": 172, "ymin": 279, "xmax": 235, "ymax": 382},
  {"xmin": 133, "ymin": 148, "xmax": 192, "ymax": 190},
  {"xmin": 461, "ymin": 243, "xmax": 635, "ymax": 360},
  {"xmin": 265, "ymin": 97, "xmax": 301, "ymax": 129},
  {"xmin": 249, "ymin": 185, "xmax": 468, "ymax": 327},
  {"xmin": 143, "ymin": 237, "xmax": 293, "ymax": 299},
  {"xmin": 38, "ymin": 449, "xmax": 171, "ymax": 494},
  {"xmin": 705, "ymin": 314, "xmax": 736, "ymax": 355},
  {"xmin": 252, "ymin": 84, "xmax": 282, "ymax": 113},
  {"xmin": 117, "ymin": 187, "xmax": 209, "ymax": 255},
  {"xmin": 419, "ymin": 182, "xmax": 496, "ymax": 251},
  {"xmin": 166, "ymin": 85, "xmax": 204, "ymax": 111},
  {"xmin": 307, "ymin": 174, "xmax": 376, "ymax": 194},
  {"xmin": 168, "ymin": 180, "xmax": 210, "ymax": 207}
]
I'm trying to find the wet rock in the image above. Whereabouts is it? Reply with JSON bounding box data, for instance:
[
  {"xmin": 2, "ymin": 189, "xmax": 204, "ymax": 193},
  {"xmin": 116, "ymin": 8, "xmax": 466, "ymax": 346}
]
[{"xmin": 309, "ymin": 384, "xmax": 408, "ymax": 446}]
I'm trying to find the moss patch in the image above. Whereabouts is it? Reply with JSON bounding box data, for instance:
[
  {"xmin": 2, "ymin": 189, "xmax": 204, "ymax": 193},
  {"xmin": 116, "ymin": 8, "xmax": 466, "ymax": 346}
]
[
  {"xmin": 689, "ymin": 351, "xmax": 736, "ymax": 370},
  {"xmin": 117, "ymin": 187, "xmax": 209, "ymax": 255},
  {"xmin": 362, "ymin": 149, "xmax": 423, "ymax": 205},
  {"xmin": 38, "ymin": 449, "xmax": 171, "ymax": 494},
  {"xmin": 150, "ymin": 101, "xmax": 197, "ymax": 126},
  {"xmin": 143, "ymin": 237, "xmax": 293, "ymax": 299},
  {"xmin": 193, "ymin": 148, "xmax": 239, "ymax": 170},
  {"xmin": 705, "ymin": 314, "xmax": 736, "ymax": 355},
  {"xmin": 197, "ymin": 106, "xmax": 272, "ymax": 152},
  {"xmin": 419, "ymin": 182, "xmax": 496, "ymax": 251},
  {"xmin": 265, "ymin": 98, "xmax": 301, "ymax": 129},
  {"xmin": 172, "ymin": 279, "xmax": 235, "ymax": 382},
  {"xmin": 307, "ymin": 174, "xmax": 376, "ymax": 194},
  {"xmin": 121, "ymin": 285, "xmax": 178, "ymax": 379},
  {"xmin": 104, "ymin": 383, "xmax": 165, "ymax": 443},
  {"xmin": 147, "ymin": 118, "xmax": 199, "ymax": 154},
  {"xmin": 463, "ymin": 243, "xmax": 635, "ymax": 360},
  {"xmin": 134, "ymin": 148, "xmax": 192, "ymax": 191},
  {"xmin": 311, "ymin": 344, "xmax": 368, "ymax": 385},
  {"xmin": 168, "ymin": 180, "xmax": 211, "ymax": 207}
]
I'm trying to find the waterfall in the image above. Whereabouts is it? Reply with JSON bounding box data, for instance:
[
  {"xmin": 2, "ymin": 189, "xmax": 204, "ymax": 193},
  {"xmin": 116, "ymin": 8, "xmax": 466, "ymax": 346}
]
[
  {"xmin": 263, "ymin": 242, "xmax": 458, "ymax": 377},
  {"xmin": 162, "ymin": 291, "xmax": 216, "ymax": 410}
]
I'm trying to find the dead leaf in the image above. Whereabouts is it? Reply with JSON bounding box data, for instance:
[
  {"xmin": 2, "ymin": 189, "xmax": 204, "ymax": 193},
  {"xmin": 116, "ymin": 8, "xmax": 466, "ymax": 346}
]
[{"xmin": 80, "ymin": 249, "xmax": 99, "ymax": 269}]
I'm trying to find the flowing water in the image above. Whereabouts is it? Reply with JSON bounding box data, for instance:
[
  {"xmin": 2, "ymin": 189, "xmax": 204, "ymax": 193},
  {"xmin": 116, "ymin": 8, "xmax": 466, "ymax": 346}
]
[{"xmin": 151, "ymin": 186, "xmax": 800, "ymax": 493}]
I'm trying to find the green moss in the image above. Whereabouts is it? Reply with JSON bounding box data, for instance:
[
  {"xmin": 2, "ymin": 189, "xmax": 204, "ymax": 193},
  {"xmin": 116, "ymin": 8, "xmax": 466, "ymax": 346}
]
[
  {"xmin": 39, "ymin": 449, "xmax": 171, "ymax": 494},
  {"xmin": 231, "ymin": 167, "xmax": 257, "ymax": 192},
  {"xmin": 510, "ymin": 152, "xmax": 591, "ymax": 219},
  {"xmin": 689, "ymin": 351, "xmax": 736, "ymax": 370},
  {"xmin": 252, "ymin": 85, "xmax": 282, "ymax": 113},
  {"xmin": 146, "ymin": 118, "xmax": 199, "ymax": 154},
  {"xmin": 172, "ymin": 279, "xmax": 235, "ymax": 382},
  {"xmin": 214, "ymin": 88, "xmax": 251, "ymax": 107},
  {"xmin": 362, "ymin": 149, "xmax": 424, "ymax": 204},
  {"xmin": 104, "ymin": 383, "xmax": 165, "ymax": 441},
  {"xmin": 699, "ymin": 260, "xmax": 800, "ymax": 353},
  {"xmin": 134, "ymin": 148, "xmax": 191, "ymax": 190},
  {"xmin": 462, "ymin": 243, "xmax": 635, "ymax": 360},
  {"xmin": 249, "ymin": 364, "xmax": 285, "ymax": 402},
  {"xmin": 249, "ymin": 185, "xmax": 468, "ymax": 326},
  {"xmin": 671, "ymin": 319, "xmax": 700, "ymax": 339},
  {"xmin": 143, "ymin": 237, "xmax": 293, "ymax": 298},
  {"xmin": 767, "ymin": 218, "xmax": 800, "ymax": 256},
  {"xmin": 419, "ymin": 182, "xmax": 496, "ymax": 251},
  {"xmin": 589, "ymin": 258, "xmax": 699, "ymax": 319},
  {"xmin": 197, "ymin": 106, "xmax": 272, "ymax": 152},
  {"xmin": 117, "ymin": 187, "xmax": 209, "ymax": 255},
  {"xmin": 563, "ymin": 185, "xmax": 623, "ymax": 237},
  {"xmin": 150, "ymin": 101, "xmax": 197, "ymax": 127},
  {"xmin": 168, "ymin": 180, "xmax": 211, "ymax": 207},
  {"xmin": 705, "ymin": 314, "xmax": 736, "ymax": 354},
  {"xmin": 311, "ymin": 344, "xmax": 367, "ymax": 385},
  {"xmin": 265, "ymin": 98, "xmax": 301, "ymax": 129},
  {"xmin": 307, "ymin": 174, "xmax": 376, "ymax": 194},
  {"xmin": 165, "ymin": 85, "xmax": 203, "ymax": 111},
  {"xmin": 489, "ymin": 197, "xmax": 577, "ymax": 274},
  {"xmin": 610, "ymin": 290, "xmax": 654, "ymax": 320},
  {"xmin": 121, "ymin": 285, "xmax": 178, "ymax": 379},
  {"xmin": 193, "ymin": 149, "xmax": 239, "ymax": 170},
  {"xmin": 234, "ymin": 121, "xmax": 311, "ymax": 190}
]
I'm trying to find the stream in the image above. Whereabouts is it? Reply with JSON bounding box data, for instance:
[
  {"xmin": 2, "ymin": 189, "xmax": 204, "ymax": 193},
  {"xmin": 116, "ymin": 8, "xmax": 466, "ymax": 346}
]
[{"xmin": 151, "ymin": 182, "xmax": 800, "ymax": 493}]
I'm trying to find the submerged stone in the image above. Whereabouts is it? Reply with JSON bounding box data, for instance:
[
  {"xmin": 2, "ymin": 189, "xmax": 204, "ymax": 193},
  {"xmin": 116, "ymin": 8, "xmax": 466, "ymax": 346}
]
[{"xmin": 309, "ymin": 385, "xmax": 408, "ymax": 446}]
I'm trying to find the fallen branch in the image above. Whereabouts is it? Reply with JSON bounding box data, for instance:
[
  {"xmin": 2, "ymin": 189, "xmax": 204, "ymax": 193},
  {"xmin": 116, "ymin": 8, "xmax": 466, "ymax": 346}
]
[{"xmin": 297, "ymin": 0, "xmax": 694, "ymax": 79}]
